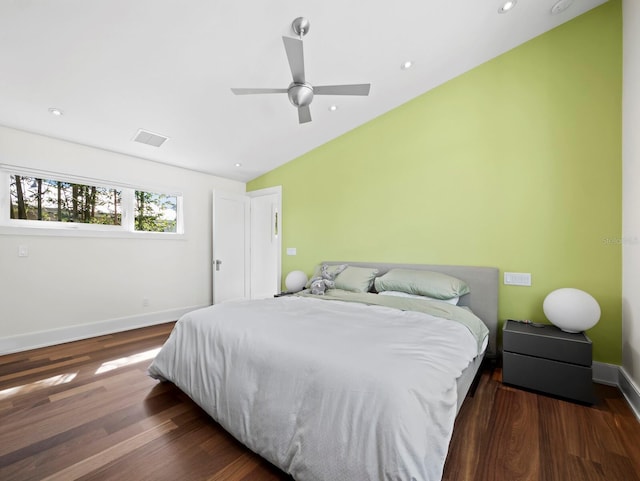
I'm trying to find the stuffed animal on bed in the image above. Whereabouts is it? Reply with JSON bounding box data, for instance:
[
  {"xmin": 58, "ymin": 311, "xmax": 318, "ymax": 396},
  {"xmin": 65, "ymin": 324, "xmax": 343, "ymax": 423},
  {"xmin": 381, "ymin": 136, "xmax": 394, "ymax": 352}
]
[{"xmin": 309, "ymin": 264, "xmax": 347, "ymax": 295}]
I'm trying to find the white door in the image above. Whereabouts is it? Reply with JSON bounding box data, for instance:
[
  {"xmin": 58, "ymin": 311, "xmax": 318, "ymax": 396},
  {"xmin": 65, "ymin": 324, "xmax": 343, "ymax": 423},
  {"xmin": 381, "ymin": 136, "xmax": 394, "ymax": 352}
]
[
  {"xmin": 212, "ymin": 191, "xmax": 250, "ymax": 303},
  {"xmin": 249, "ymin": 190, "xmax": 281, "ymax": 299}
]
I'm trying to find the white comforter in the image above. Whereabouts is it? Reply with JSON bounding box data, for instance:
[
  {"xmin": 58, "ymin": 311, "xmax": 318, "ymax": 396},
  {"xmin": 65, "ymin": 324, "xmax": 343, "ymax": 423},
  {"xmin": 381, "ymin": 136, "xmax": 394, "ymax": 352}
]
[{"xmin": 148, "ymin": 295, "xmax": 481, "ymax": 481}]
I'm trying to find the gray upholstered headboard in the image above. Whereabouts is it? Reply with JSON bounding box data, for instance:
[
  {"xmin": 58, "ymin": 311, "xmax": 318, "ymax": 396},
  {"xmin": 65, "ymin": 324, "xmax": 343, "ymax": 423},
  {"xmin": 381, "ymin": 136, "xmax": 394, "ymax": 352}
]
[{"xmin": 323, "ymin": 261, "xmax": 499, "ymax": 358}]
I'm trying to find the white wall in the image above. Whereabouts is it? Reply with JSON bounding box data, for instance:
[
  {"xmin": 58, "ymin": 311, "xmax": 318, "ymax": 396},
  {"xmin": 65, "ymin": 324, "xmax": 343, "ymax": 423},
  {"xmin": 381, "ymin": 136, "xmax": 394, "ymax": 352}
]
[
  {"xmin": 0, "ymin": 125, "xmax": 244, "ymax": 352},
  {"xmin": 622, "ymin": 0, "xmax": 640, "ymax": 391}
]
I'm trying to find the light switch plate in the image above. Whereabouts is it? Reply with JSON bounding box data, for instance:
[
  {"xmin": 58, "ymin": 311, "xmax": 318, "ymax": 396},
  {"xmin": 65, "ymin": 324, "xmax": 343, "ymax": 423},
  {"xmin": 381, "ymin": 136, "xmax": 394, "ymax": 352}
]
[
  {"xmin": 18, "ymin": 245, "xmax": 28, "ymax": 257},
  {"xmin": 286, "ymin": 247, "xmax": 297, "ymax": 256},
  {"xmin": 504, "ymin": 272, "xmax": 531, "ymax": 286}
]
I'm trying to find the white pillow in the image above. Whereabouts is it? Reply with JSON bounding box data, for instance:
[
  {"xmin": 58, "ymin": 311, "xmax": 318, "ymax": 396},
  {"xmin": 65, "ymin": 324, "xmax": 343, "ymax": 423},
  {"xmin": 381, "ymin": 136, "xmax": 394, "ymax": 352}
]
[{"xmin": 378, "ymin": 290, "xmax": 459, "ymax": 305}]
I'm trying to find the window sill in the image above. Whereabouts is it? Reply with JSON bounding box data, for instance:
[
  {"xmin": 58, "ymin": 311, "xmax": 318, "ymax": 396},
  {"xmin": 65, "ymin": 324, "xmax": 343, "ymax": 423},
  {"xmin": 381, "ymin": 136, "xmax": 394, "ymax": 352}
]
[{"xmin": 0, "ymin": 225, "xmax": 187, "ymax": 240}]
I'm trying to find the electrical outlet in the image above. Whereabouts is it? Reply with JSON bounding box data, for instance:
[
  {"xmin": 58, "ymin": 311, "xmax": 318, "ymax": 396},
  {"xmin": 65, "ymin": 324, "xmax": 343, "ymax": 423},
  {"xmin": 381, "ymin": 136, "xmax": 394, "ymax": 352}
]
[
  {"xmin": 18, "ymin": 245, "xmax": 28, "ymax": 257},
  {"xmin": 286, "ymin": 247, "xmax": 297, "ymax": 256},
  {"xmin": 143, "ymin": 297, "xmax": 150, "ymax": 307}
]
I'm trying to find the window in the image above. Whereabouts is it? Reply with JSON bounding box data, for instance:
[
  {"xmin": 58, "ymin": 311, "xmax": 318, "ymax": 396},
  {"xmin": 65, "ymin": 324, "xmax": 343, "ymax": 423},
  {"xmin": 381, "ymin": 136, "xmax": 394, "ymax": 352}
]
[
  {"xmin": 1, "ymin": 166, "xmax": 183, "ymax": 237},
  {"xmin": 9, "ymin": 174, "xmax": 122, "ymax": 225},
  {"xmin": 134, "ymin": 191, "xmax": 177, "ymax": 233}
]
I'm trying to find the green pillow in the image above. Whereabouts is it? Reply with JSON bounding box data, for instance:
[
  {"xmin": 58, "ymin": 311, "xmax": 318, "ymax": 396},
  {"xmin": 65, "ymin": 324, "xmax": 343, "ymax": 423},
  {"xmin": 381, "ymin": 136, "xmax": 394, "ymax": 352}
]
[
  {"xmin": 374, "ymin": 268, "xmax": 469, "ymax": 299},
  {"xmin": 334, "ymin": 266, "xmax": 379, "ymax": 293}
]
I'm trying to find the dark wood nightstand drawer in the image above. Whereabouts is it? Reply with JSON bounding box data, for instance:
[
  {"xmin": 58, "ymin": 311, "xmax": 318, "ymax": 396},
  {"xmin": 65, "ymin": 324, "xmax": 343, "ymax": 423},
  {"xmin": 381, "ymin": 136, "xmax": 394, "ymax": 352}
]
[
  {"xmin": 503, "ymin": 322, "xmax": 591, "ymax": 366},
  {"xmin": 503, "ymin": 351, "xmax": 594, "ymax": 403}
]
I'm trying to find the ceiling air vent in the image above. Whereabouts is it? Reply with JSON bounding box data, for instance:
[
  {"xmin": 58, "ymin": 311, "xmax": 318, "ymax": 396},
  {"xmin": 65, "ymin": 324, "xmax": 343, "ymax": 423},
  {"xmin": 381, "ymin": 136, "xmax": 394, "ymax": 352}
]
[{"xmin": 133, "ymin": 129, "xmax": 169, "ymax": 147}]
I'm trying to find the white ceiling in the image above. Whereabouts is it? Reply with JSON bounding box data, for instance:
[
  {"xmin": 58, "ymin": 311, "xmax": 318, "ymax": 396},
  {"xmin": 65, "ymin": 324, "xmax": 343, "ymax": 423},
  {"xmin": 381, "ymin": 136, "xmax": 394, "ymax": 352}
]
[{"xmin": 0, "ymin": 0, "xmax": 607, "ymax": 182}]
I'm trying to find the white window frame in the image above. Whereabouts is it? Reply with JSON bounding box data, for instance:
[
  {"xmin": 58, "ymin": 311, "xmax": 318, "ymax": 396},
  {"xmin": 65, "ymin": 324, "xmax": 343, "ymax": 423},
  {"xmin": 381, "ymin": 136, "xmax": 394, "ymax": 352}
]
[{"xmin": 0, "ymin": 165, "xmax": 185, "ymax": 239}]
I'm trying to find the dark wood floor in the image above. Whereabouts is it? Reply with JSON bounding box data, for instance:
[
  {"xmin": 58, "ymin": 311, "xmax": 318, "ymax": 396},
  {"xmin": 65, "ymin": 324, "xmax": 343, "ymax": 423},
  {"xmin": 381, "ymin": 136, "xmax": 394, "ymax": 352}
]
[{"xmin": 1, "ymin": 323, "xmax": 639, "ymax": 481}]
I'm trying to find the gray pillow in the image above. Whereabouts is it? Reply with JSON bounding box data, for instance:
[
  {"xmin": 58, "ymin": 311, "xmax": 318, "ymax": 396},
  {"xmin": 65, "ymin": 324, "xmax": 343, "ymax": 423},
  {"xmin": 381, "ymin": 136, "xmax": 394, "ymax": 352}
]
[
  {"xmin": 334, "ymin": 266, "xmax": 379, "ymax": 293},
  {"xmin": 374, "ymin": 268, "xmax": 470, "ymax": 299}
]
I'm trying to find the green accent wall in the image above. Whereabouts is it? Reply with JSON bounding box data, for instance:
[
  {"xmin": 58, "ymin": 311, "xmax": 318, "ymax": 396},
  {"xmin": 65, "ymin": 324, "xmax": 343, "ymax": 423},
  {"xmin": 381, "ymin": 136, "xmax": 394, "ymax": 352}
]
[{"xmin": 248, "ymin": 1, "xmax": 622, "ymax": 363}]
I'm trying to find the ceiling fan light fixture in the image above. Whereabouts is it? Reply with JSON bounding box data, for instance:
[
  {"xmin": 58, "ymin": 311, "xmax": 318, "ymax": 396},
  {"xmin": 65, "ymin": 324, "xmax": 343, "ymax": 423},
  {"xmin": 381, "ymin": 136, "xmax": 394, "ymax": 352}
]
[
  {"xmin": 329, "ymin": 105, "xmax": 338, "ymax": 112},
  {"xmin": 401, "ymin": 60, "xmax": 413, "ymax": 70},
  {"xmin": 48, "ymin": 107, "xmax": 63, "ymax": 116},
  {"xmin": 498, "ymin": 0, "xmax": 517, "ymax": 13}
]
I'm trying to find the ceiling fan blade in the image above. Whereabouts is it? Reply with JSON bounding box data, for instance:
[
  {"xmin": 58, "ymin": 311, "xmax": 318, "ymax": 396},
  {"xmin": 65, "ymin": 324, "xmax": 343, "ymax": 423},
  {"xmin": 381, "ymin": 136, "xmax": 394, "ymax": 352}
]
[
  {"xmin": 298, "ymin": 105, "xmax": 312, "ymax": 124},
  {"xmin": 282, "ymin": 36, "xmax": 305, "ymax": 84},
  {"xmin": 231, "ymin": 88, "xmax": 288, "ymax": 95},
  {"xmin": 314, "ymin": 84, "xmax": 371, "ymax": 96}
]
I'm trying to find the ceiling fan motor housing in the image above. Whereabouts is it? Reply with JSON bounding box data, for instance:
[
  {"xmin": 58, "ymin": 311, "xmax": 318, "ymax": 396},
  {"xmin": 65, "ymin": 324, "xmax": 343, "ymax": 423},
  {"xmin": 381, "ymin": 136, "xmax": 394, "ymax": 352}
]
[{"xmin": 288, "ymin": 83, "xmax": 314, "ymax": 107}]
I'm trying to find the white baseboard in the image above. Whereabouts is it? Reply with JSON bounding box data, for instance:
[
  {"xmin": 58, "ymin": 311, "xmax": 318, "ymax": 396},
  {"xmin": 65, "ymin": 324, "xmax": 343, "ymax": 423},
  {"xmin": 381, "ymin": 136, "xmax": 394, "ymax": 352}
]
[
  {"xmin": 592, "ymin": 362, "xmax": 640, "ymax": 422},
  {"xmin": 0, "ymin": 305, "xmax": 208, "ymax": 355},
  {"xmin": 593, "ymin": 361, "xmax": 620, "ymax": 386},
  {"xmin": 619, "ymin": 367, "xmax": 640, "ymax": 422}
]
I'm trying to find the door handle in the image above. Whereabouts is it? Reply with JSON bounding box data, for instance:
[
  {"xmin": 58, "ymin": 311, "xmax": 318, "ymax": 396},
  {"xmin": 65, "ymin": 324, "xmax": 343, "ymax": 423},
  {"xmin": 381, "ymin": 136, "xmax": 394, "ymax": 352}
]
[{"xmin": 215, "ymin": 259, "xmax": 222, "ymax": 271}]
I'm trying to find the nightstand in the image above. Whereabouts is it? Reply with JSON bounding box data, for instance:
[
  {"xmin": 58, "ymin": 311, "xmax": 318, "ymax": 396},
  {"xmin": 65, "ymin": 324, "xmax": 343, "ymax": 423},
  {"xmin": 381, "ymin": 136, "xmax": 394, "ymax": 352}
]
[{"xmin": 502, "ymin": 320, "xmax": 594, "ymax": 404}]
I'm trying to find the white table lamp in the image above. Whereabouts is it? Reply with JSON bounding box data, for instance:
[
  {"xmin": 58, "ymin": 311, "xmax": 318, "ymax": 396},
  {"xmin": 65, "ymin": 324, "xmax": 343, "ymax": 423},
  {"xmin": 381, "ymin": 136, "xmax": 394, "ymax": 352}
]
[
  {"xmin": 285, "ymin": 270, "xmax": 308, "ymax": 293},
  {"xmin": 543, "ymin": 288, "xmax": 601, "ymax": 333}
]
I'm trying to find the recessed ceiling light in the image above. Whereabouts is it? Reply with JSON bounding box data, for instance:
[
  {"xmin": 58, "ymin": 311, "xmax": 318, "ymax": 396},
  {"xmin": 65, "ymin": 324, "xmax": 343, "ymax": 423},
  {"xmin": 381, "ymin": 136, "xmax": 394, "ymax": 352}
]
[
  {"xmin": 235, "ymin": 163, "xmax": 242, "ymax": 167},
  {"xmin": 48, "ymin": 107, "xmax": 63, "ymax": 116},
  {"xmin": 401, "ymin": 60, "xmax": 413, "ymax": 70},
  {"xmin": 551, "ymin": 0, "xmax": 574, "ymax": 15},
  {"xmin": 328, "ymin": 105, "xmax": 338, "ymax": 112},
  {"xmin": 498, "ymin": 0, "xmax": 517, "ymax": 13}
]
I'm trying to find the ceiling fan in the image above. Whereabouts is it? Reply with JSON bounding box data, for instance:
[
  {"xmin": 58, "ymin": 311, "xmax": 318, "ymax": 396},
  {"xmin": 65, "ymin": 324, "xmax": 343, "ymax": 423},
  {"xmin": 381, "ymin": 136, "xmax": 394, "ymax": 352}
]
[{"xmin": 231, "ymin": 17, "xmax": 371, "ymax": 124}]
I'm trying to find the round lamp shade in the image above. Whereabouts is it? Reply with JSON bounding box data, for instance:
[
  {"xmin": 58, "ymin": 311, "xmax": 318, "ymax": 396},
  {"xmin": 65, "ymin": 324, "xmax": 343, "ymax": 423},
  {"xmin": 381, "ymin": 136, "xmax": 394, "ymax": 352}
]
[
  {"xmin": 285, "ymin": 270, "xmax": 308, "ymax": 293},
  {"xmin": 543, "ymin": 288, "xmax": 601, "ymax": 333}
]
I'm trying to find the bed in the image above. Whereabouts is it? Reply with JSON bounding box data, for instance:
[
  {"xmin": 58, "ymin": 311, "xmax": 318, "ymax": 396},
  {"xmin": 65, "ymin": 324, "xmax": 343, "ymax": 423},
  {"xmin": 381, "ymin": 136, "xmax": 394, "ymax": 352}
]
[{"xmin": 148, "ymin": 262, "xmax": 498, "ymax": 481}]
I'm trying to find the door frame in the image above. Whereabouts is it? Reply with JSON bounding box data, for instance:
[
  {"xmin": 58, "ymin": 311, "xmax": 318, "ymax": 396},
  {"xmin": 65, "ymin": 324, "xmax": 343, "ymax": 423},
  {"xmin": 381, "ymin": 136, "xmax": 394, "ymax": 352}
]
[{"xmin": 212, "ymin": 186, "xmax": 282, "ymax": 304}]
